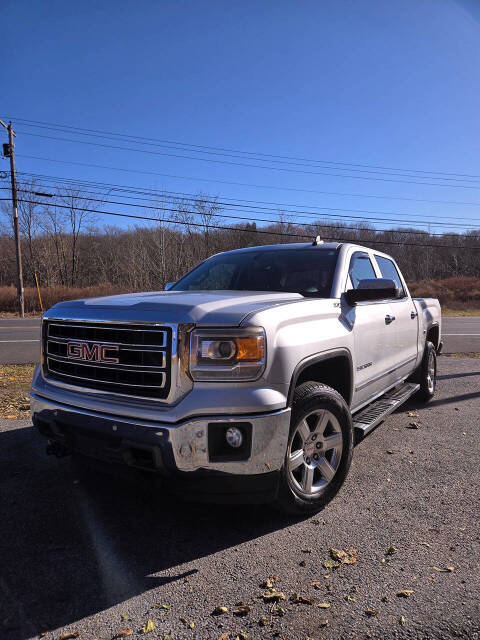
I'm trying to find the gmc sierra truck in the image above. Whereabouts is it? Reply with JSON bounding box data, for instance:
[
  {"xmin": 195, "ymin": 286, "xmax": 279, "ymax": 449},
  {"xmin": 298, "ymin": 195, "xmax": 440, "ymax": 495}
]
[{"xmin": 30, "ymin": 241, "xmax": 441, "ymax": 515}]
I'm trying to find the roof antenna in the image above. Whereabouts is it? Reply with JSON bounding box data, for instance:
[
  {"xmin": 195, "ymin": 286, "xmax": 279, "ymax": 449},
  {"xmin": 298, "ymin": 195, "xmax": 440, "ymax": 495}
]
[{"xmin": 312, "ymin": 235, "xmax": 323, "ymax": 246}]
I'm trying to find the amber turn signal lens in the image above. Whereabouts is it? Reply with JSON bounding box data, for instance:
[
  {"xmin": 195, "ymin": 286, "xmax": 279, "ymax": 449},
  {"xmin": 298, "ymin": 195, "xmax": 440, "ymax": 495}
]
[{"xmin": 235, "ymin": 336, "xmax": 265, "ymax": 361}]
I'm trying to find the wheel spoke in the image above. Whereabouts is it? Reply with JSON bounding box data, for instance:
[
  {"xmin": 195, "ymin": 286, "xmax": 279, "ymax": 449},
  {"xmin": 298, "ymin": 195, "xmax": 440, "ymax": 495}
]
[
  {"xmin": 289, "ymin": 449, "xmax": 304, "ymax": 470},
  {"xmin": 313, "ymin": 410, "xmax": 329, "ymax": 436},
  {"xmin": 323, "ymin": 432, "xmax": 342, "ymax": 451},
  {"xmin": 302, "ymin": 465, "xmax": 314, "ymax": 492},
  {"xmin": 297, "ymin": 419, "xmax": 310, "ymax": 442},
  {"xmin": 317, "ymin": 457, "xmax": 336, "ymax": 482}
]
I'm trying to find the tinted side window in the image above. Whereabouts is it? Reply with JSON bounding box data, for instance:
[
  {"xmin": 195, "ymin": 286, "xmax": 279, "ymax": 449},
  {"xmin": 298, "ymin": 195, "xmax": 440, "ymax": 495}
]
[
  {"xmin": 348, "ymin": 252, "xmax": 376, "ymax": 289},
  {"xmin": 376, "ymin": 256, "xmax": 405, "ymax": 297}
]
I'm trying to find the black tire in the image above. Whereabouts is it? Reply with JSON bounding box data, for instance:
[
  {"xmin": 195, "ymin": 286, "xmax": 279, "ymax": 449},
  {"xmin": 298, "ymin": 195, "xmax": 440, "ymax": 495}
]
[
  {"xmin": 274, "ymin": 382, "xmax": 354, "ymax": 516},
  {"xmin": 414, "ymin": 341, "xmax": 437, "ymax": 402}
]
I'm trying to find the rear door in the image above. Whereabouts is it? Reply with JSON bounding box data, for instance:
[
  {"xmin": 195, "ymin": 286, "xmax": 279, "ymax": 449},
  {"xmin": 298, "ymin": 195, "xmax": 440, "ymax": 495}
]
[
  {"xmin": 345, "ymin": 251, "xmax": 398, "ymax": 409},
  {"xmin": 373, "ymin": 254, "xmax": 418, "ymax": 380}
]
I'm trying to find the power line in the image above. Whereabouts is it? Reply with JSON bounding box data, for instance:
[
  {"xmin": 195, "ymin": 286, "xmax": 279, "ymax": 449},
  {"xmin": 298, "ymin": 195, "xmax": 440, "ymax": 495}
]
[
  {"xmin": 16, "ymin": 130, "xmax": 480, "ymax": 190},
  {"xmin": 15, "ymin": 157, "xmax": 480, "ymax": 209},
  {"xmin": 13, "ymin": 186, "xmax": 479, "ymax": 237},
  {"xmin": 9, "ymin": 172, "xmax": 480, "ymax": 231},
  {"xmin": 9, "ymin": 196, "xmax": 480, "ymax": 250},
  {"xmin": 6, "ymin": 115, "xmax": 480, "ymax": 181}
]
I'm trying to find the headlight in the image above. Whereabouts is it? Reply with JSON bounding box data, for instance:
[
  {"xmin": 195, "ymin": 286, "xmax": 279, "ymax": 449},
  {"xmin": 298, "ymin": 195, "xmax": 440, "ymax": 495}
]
[{"xmin": 189, "ymin": 327, "xmax": 266, "ymax": 381}]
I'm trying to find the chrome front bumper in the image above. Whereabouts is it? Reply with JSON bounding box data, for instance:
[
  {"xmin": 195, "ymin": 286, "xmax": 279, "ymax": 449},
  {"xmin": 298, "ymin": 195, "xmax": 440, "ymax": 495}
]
[{"xmin": 30, "ymin": 393, "xmax": 291, "ymax": 476}]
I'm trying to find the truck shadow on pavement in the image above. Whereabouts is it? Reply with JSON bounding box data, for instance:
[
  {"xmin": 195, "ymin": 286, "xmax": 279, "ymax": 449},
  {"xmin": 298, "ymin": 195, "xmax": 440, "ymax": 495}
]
[{"xmin": 0, "ymin": 425, "xmax": 294, "ymax": 640}]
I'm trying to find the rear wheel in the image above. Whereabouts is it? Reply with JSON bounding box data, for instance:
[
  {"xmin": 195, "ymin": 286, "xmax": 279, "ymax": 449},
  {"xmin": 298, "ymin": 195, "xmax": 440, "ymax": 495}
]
[
  {"xmin": 274, "ymin": 382, "xmax": 353, "ymax": 516},
  {"xmin": 415, "ymin": 341, "xmax": 437, "ymax": 401}
]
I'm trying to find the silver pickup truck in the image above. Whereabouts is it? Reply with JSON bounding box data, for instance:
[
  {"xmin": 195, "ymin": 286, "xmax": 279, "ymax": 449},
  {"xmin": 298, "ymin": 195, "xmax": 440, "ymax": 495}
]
[{"xmin": 30, "ymin": 241, "xmax": 441, "ymax": 515}]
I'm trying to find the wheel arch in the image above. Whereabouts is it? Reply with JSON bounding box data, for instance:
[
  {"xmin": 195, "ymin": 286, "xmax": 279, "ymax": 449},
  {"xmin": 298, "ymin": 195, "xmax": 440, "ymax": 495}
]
[
  {"xmin": 426, "ymin": 323, "xmax": 440, "ymax": 350},
  {"xmin": 287, "ymin": 348, "xmax": 354, "ymax": 408}
]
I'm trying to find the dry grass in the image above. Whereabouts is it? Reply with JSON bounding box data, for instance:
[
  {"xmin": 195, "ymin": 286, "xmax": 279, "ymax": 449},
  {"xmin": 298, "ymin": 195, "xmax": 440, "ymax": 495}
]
[
  {"xmin": 0, "ymin": 284, "xmax": 128, "ymax": 313},
  {"xmin": 0, "ymin": 364, "xmax": 35, "ymax": 420},
  {"xmin": 408, "ymin": 277, "xmax": 480, "ymax": 312},
  {"xmin": 0, "ymin": 277, "xmax": 480, "ymax": 314}
]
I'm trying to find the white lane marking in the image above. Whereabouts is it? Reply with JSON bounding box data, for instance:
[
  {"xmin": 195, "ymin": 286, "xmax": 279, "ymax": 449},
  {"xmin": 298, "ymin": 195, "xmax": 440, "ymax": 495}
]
[{"xmin": 0, "ymin": 339, "xmax": 40, "ymax": 343}]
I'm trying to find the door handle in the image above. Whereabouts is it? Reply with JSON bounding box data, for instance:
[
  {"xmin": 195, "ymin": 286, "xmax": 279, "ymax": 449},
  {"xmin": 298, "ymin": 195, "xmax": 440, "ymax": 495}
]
[
  {"xmin": 385, "ymin": 315, "xmax": 396, "ymax": 324},
  {"xmin": 411, "ymin": 311, "xmax": 418, "ymax": 319}
]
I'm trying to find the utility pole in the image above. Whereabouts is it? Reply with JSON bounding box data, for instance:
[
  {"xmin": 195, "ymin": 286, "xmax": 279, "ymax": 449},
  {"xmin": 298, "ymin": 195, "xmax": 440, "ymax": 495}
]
[{"xmin": 1, "ymin": 120, "xmax": 24, "ymax": 317}]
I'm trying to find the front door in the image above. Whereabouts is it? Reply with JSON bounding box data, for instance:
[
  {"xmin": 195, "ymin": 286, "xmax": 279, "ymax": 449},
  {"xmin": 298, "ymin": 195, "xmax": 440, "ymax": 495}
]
[{"xmin": 344, "ymin": 251, "xmax": 398, "ymax": 409}]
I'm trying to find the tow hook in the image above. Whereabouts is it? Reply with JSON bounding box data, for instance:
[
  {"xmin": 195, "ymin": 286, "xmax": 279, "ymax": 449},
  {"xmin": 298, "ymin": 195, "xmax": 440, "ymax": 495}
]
[{"xmin": 46, "ymin": 441, "xmax": 72, "ymax": 458}]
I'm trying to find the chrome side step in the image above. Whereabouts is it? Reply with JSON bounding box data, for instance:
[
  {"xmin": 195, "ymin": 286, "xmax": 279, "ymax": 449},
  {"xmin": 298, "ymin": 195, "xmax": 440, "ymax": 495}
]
[{"xmin": 353, "ymin": 382, "xmax": 420, "ymax": 438}]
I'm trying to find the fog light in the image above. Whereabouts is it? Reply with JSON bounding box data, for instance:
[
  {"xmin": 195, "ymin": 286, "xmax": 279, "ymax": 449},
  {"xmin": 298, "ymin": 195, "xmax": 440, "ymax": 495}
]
[{"xmin": 225, "ymin": 426, "xmax": 243, "ymax": 448}]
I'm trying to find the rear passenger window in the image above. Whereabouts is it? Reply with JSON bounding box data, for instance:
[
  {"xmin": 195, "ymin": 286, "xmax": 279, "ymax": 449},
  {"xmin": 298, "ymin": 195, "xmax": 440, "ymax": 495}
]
[
  {"xmin": 348, "ymin": 252, "xmax": 376, "ymax": 289},
  {"xmin": 375, "ymin": 256, "xmax": 405, "ymax": 297}
]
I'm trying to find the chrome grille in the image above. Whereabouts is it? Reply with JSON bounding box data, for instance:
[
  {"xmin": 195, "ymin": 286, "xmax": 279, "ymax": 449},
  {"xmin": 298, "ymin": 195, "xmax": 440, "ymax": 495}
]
[{"xmin": 43, "ymin": 321, "xmax": 172, "ymax": 399}]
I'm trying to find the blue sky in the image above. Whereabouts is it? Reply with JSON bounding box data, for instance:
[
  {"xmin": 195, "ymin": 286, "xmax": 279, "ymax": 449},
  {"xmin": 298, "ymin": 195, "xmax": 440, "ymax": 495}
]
[{"xmin": 2, "ymin": 0, "xmax": 480, "ymax": 235}]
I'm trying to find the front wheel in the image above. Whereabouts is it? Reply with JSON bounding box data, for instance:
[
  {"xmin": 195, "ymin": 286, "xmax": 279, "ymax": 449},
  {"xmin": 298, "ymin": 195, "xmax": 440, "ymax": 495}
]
[{"xmin": 274, "ymin": 382, "xmax": 353, "ymax": 516}]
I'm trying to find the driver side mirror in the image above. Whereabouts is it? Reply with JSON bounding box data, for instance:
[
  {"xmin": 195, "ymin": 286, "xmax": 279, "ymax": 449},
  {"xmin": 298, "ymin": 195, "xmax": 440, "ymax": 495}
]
[
  {"xmin": 344, "ymin": 278, "xmax": 399, "ymax": 305},
  {"xmin": 164, "ymin": 282, "xmax": 176, "ymax": 291}
]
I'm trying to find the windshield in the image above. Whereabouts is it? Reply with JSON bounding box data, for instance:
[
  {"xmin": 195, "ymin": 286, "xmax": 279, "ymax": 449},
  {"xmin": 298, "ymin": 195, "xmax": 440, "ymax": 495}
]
[{"xmin": 171, "ymin": 248, "xmax": 339, "ymax": 297}]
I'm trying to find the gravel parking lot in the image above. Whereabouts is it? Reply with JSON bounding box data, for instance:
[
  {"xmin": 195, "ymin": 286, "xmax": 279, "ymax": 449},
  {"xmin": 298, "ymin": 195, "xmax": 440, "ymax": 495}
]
[{"xmin": 1, "ymin": 356, "xmax": 479, "ymax": 640}]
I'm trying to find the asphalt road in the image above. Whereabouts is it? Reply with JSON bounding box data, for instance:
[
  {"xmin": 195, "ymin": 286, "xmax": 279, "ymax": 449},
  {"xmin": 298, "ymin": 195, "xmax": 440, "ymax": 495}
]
[
  {"xmin": 1, "ymin": 316, "xmax": 479, "ymax": 364},
  {"xmin": 1, "ymin": 356, "xmax": 479, "ymax": 640}
]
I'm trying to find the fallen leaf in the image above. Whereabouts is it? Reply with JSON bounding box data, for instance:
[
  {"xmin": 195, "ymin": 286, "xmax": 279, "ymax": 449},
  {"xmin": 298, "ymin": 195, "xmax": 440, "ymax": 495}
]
[
  {"xmin": 258, "ymin": 616, "xmax": 269, "ymax": 626},
  {"xmin": 233, "ymin": 605, "xmax": 251, "ymax": 616},
  {"xmin": 142, "ymin": 620, "xmax": 155, "ymax": 633},
  {"xmin": 301, "ymin": 548, "xmax": 312, "ymax": 553},
  {"xmin": 319, "ymin": 619, "xmax": 329, "ymax": 627},
  {"xmin": 322, "ymin": 559, "xmax": 339, "ymax": 569},
  {"xmin": 396, "ymin": 590, "xmax": 414, "ymax": 597},
  {"xmin": 407, "ymin": 411, "xmax": 419, "ymax": 417},
  {"xmin": 113, "ymin": 630, "xmax": 133, "ymax": 639},
  {"xmin": 365, "ymin": 609, "xmax": 378, "ymax": 617},
  {"xmin": 317, "ymin": 602, "xmax": 331, "ymax": 609},
  {"xmin": 261, "ymin": 576, "xmax": 276, "ymax": 588},
  {"xmin": 311, "ymin": 580, "xmax": 322, "ymax": 589},
  {"xmin": 400, "ymin": 615, "xmax": 407, "ymax": 627},
  {"xmin": 433, "ymin": 566, "xmax": 455, "ymax": 572},
  {"xmin": 189, "ymin": 621, "xmax": 195, "ymax": 629},
  {"xmin": 290, "ymin": 593, "xmax": 315, "ymax": 605},
  {"xmin": 234, "ymin": 633, "xmax": 248, "ymax": 640},
  {"xmin": 386, "ymin": 545, "xmax": 397, "ymax": 555},
  {"xmin": 6, "ymin": 415, "xmax": 17, "ymax": 419},
  {"xmin": 408, "ymin": 422, "xmax": 420, "ymax": 429},
  {"xmin": 212, "ymin": 605, "xmax": 229, "ymax": 615},
  {"xmin": 59, "ymin": 634, "xmax": 79, "ymax": 640},
  {"xmin": 386, "ymin": 449, "xmax": 394, "ymax": 454},
  {"xmin": 121, "ymin": 614, "xmax": 132, "ymax": 621},
  {"xmin": 346, "ymin": 594, "xmax": 356, "ymax": 602},
  {"xmin": 262, "ymin": 589, "xmax": 286, "ymax": 602},
  {"xmin": 420, "ymin": 542, "xmax": 431, "ymax": 548},
  {"xmin": 218, "ymin": 634, "xmax": 230, "ymax": 640},
  {"xmin": 274, "ymin": 606, "xmax": 286, "ymax": 616},
  {"xmin": 330, "ymin": 547, "xmax": 358, "ymax": 564}
]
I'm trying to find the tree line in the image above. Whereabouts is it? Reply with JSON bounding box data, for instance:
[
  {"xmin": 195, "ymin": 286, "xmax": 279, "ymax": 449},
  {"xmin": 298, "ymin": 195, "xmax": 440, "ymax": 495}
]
[{"xmin": 1, "ymin": 181, "xmax": 480, "ymax": 293}]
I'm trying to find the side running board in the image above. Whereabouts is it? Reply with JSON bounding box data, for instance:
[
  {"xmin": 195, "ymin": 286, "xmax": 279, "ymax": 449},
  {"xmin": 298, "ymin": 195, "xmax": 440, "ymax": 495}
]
[{"xmin": 353, "ymin": 382, "xmax": 420, "ymax": 438}]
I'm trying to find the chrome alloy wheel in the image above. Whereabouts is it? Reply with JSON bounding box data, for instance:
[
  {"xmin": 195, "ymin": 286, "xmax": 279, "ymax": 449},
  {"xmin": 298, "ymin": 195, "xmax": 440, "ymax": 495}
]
[
  {"xmin": 287, "ymin": 409, "xmax": 343, "ymax": 496},
  {"xmin": 427, "ymin": 350, "xmax": 436, "ymax": 394}
]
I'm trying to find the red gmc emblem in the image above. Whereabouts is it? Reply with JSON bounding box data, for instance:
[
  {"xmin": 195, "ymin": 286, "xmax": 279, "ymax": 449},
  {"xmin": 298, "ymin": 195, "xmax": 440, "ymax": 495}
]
[{"xmin": 67, "ymin": 342, "xmax": 120, "ymax": 364}]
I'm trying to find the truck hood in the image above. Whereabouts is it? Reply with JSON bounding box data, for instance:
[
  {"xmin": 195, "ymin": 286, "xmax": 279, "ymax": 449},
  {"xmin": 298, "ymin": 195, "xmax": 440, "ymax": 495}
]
[{"xmin": 45, "ymin": 290, "xmax": 306, "ymax": 326}]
